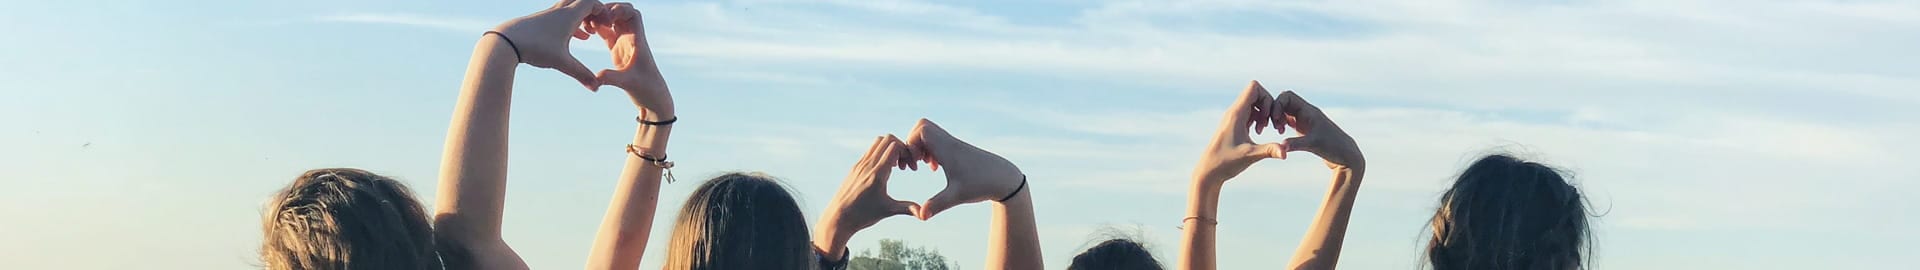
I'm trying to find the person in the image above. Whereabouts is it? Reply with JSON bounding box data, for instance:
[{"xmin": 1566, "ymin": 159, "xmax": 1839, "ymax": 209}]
[
  {"xmin": 572, "ymin": 2, "xmax": 1046, "ymax": 269},
  {"xmin": 259, "ymin": 168, "xmax": 440, "ymax": 270},
  {"xmin": 258, "ymin": 1, "xmax": 611, "ymax": 269},
  {"xmin": 1068, "ymin": 238, "xmax": 1164, "ymax": 270},
  {"xmin": 427, "ymin": 0, "xmax": 627, "ymax": 269},
  {"xmin": 1424, "ymin": 154, "xmax": 1592, "ymax": 270},
  {"xmin": 1180, "ymin": 81, "xmax": 1366, "ymax": 270}
]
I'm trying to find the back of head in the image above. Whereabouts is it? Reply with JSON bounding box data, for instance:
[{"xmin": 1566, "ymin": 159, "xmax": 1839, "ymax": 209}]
[
  {"xmin": 1068, "ymin": 238, "xmax": 1164, "ymax": 270},
  {"xmin": 1425, "ymin": 154, "xmax": 1591, "ymax": 270},
  {"xmin": 261, "ymin": 168, "xmax": 438, "ymax": 270},
  {"xmin": 664, "ymin": 172, "xmax": 813, "ymax": 270}
]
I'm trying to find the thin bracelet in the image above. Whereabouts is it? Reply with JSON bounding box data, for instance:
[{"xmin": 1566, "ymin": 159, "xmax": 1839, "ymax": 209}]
[
  {"xmin": 1183, "ymin": 216, "xmax": 1218, "ymax": 226},
  {"xmin": 996, "ymin": 175, "xmax": 1027, "ymax": 202},
  {"xmin": 482, "ymin": 31, "xmax": 522, "ymax": 61},
  {"xmin": 637, "ymin": 115, "xmax": 678, "ymax": 126},
  {"xmin": 626, "ymin": 144, "xmax": 676, "ymax": 183}
]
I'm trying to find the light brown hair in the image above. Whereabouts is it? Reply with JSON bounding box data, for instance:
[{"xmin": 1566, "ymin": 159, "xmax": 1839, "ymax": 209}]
[
  {"xmin": 663, "ymin": 172, "xmax": 814, "ymax": 269},
  {"xmin": 260, "ymin": 168, "xmax": 439, "ymax": 270}
]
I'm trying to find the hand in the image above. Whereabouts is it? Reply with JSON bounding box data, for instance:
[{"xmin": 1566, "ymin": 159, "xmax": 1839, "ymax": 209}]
[
  {"xmin": 1273, "ymin": 90, "xmax": 1364, "ymax": 170},
  {"xmin": 1192, "ymin": 81, "xmax": 1287, "ymax": 187},
  {"xmin": 584, "ymin": 2, "xmax": 674, "ymax": 118},
  {"xmin": 816, "ymin": 135, "xmax": 922, "ymax": 257},
  {"xmin": 903, "ymin": 119, "xmax": 1025, "ymax": 220},
  {"xmin": 492, "ymin": 0, "xmax": 602, "ymax": 90}
]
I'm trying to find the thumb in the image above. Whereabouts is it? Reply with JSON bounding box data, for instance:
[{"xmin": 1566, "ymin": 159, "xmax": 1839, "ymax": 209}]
[
  {"xmin": 1250, "ymin": 142, "xmax": 1286, "ymax": 160},
  {"xmin": 891, "ymin": 200, "xmax": 921, "ymax": 217},
  {"xmin": 1282, "ymin": 136, "xmax": 1314, "ymax": 157},
  {"xmin": 918, "ymin": 190, "xmax": 963, "ymax": 220},
  {"xmin": 553, "ymin": 55, "xmax": 598, "ymax": 91}
]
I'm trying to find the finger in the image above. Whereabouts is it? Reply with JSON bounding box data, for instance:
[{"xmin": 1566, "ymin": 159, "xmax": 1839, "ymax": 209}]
[
  {"xmin": 1270, "ymin": 99, "xmax": 1288, "ymax": 135},
  {"xmin": 849, "ymin": 136, "xmax": 885, "ymax": 175},
  {"xmin": 871, "ymin": 140, "xmax": 898, "ymax": 182},
  {"xmin": 572, "ymin": 27, "xmax": 591, "ymax": 40},
  {"xmin": 1253, "ymin": 91, "xmax": 1275, "ymax": 134},
  {"xmin": 553, "ymin": 55, "xmax": 599, "ymax": 91},
  {"xmin": 918, "ymin": 190, "xmax": 963, "ymax": 220},
  {"xmin": 876, "ymin": 135, "xmax": 905, "ymax": 170},
  {"xmin": 1253, "ymin": 107, "xmax": 1269, "ymax": 135},
  {"xmin": 883, "ymin": 134, "xmax": 918, "ymax": 171},
  {"xmin": 890, "ymin": 200, "xmax": 921, "ymax": 217},
  {"xmin": 1221, "ymin": 80, "xmax": 1266, "ymax": 135},
  {"xmin": 908, "ymin": 118, "xmax": 944, "ymax": 171},
  {"xmin": 560, "ymin": 0, "xmax": 602, "ymax": 15}
]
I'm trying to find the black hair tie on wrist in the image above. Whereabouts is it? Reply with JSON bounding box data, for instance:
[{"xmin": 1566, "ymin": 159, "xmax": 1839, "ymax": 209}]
[
  {"xmin": 997, "ymin": 175, "xmax": 1027, "ymax": 202},
  {"xmin": 482, "ymin": 31, "xmax": 522, "ymax": 61},
  {"xmin": 637, "ymin": 115, "xmax": 677, "ymax": 126}
]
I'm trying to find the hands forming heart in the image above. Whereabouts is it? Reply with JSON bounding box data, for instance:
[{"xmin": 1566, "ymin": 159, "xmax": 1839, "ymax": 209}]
[
  {"xmin": 1193, "ymin": 80, "xmax": 1364, "ymax": 188},
  {"xmin": 814, "ymin": 119, "xmax": 1028, "ymax": 257},
  {"xmin": 493, "ymin": 0, "xmax": 673, "ymax": 118}
]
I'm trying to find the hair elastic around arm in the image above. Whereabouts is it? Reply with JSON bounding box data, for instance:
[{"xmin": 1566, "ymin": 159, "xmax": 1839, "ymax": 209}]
[
  {"xmin": 482, "ymin": 31, "xmax": 522, "ymax": 61},
  {"xmin": 996, "ymin": 175, "xmax": 1027, "ymax": 202},
  {"xmin": 637, "ymin": 115, "xmax": 677, "ymax": 126},
  {"xmin": 626, "ymin": 144, "xmax": 676, "ymax": 183}
]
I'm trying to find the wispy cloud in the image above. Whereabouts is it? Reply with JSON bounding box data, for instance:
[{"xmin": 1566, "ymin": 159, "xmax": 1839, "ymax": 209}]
[{"xmin": 314, "ymin": 13, "xmax": 489, "ymax": 32}]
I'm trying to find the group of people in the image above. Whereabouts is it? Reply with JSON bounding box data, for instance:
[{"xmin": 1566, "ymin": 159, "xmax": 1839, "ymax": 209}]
[{"xmin": 258, "ymin": 1, "xmax": 1593, "ymax": 269}]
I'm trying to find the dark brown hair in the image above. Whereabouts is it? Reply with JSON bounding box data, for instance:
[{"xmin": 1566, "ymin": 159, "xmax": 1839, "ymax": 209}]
[
  {"xmin": 1425, "ymin": 154, "xmax": 1592, "ymax": 270},
  {"xmin": 663, "ymin": 172, "xmax": 814, "ymax": 269},
  {"xmin": 1068, "ymin": 238, "xmax": 1163, "ymax": 270},
  {"xmin": 260, "ymin": 168, "xmax": 439, "ymax": 270}
]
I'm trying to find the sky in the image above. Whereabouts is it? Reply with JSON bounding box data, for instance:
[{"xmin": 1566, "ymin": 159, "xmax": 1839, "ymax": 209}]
[{"xmin": 2, "ymin": 0, "xmax": 1917, "ymax": 269}]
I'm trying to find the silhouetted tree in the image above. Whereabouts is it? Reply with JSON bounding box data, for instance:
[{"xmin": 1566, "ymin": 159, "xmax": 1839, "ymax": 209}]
[{"xmin": 849, "ymin": 239, "xmax": 955, "ymax": 270}]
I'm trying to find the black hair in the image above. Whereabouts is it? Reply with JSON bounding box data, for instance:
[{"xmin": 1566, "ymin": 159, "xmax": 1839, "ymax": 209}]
[
  {"xmin": 1068, "ymin": 238, "xmax": 1164, "ymax": 270},
  {"xmin": 1425, "ymin": 154, "xmax": 1593, "ymax": 270}
]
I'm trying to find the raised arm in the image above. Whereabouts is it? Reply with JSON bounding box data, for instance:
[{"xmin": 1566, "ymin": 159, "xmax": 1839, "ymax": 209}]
[
  {"xmin": 906, "ymin": 119, "xmax": 1044, "ymax": 270},
  {"xmin": 1181, "ymin": 81, "xmax": 1285, "ymax": 270},
  {"xmin": 813, "ymin": 135, "xmax": 923, "ymax": 269},
  {"xmin": 431, "ymin": 1, "xmax": 601, "ymax": 269},
  {"xmin": 1272, "ymin": 90, "xmax": 1365, "ymax": 270},
  {"xmin": 580, "ymin": 3, "xmax": 681, "ymax": 269}
]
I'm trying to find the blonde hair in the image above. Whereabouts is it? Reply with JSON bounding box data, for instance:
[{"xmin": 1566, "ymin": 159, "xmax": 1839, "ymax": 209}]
[{"xmin": 260, "ymin": 168, "xmax": 439, "ymax": 270}]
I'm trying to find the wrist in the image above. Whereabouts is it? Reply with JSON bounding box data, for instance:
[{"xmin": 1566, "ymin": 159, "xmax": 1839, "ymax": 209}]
[
  {"xmin": 994, "ymin": 186, "xmax": 1033, "ymax": 208},
  {"xmin": 1186, "ymin": 181, "xmax": 1222, "ymax": 218},
  {"xmin": 812, "ymin": 215, "xmax": 853, "ymax": 258},
  {"xmin": 640, "ymin": 105, "xmax": 675, "ymax": 122}
]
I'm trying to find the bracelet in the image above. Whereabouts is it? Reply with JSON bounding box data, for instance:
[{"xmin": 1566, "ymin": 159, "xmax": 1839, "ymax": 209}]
[
  {"xmin": 626, "ymin": 144, "xmax": 676, "ymax": 183},
  {"xmin": 1183, "ymin": 216, "xmax": 1218, "ymax": 226},
  {"xmin": 637, "ymin": 115, "xmax": 677, "ymax": 126},
  {"xmin": 996, "ymin": 175, "xmax": 1027, "ymax": 202},
  {"xmin": 482, "ymin": 31, "xmax": 522, "ymax": 61}
]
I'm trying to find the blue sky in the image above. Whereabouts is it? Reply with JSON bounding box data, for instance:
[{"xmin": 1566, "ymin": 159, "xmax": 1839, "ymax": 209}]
[{"xmin": 3, "ymin": 0, "xmax": 1918, "ymax": 269}]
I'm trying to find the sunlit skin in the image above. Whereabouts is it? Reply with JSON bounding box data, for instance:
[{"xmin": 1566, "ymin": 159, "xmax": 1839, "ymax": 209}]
[
  {"xmin": 1180, "ymin": 81, "xmax": 1366, "ymax": 270},
  {"xmin": 580, "ymin": 2, "xmax": 677, "ymax": 270},
  {"xmin": 432, "ymin": 1, "xmax": 608, "ymax": 269}
]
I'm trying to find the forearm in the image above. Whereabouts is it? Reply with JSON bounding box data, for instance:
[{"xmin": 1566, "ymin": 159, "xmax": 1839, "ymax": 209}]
[
  {"xmin": 1180, "ymin": 182, "xmax": 1223, "ymax": 270},
  {"xmin": 585, "ymin": 122, "xmax": 673, "ymax": 270},
  {"xmin": 987, "ymin": 190, "xmax": 1043, "ymax": 270},
  {"xmin": 812, "ymin": 216, "xmax": 853, "ymax": 262},
  {"xmin": 1285, "ymin": 167, "xmax": 1364, "ymax": 270},
  {"xmin": 433, "ymin": 35, "xmax": 520, "ymax": 241}
]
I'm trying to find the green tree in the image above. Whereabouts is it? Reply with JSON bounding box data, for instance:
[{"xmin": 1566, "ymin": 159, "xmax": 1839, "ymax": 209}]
[{"xmin": 848, "ymin": 239, "xmax": 955, "ymax": 270}]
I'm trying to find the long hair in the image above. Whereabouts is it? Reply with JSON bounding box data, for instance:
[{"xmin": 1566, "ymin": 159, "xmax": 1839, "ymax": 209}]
[
  {"xmin": 1425, "ymin": 154, "xmax": 1593, "ymax": 270},
  {"xmin": 663, "ymin": 172, "xmax": 815, "ymax": 269},
  {"xmin": 260, "ymin": 168, "xmax": 439, "ymax": 270}
]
